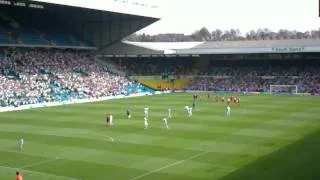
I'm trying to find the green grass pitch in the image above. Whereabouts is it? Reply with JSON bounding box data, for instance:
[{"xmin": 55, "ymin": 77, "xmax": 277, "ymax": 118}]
[{"xmin": 0, "ymin": 93, "xmax": 320, "ymax": 180}]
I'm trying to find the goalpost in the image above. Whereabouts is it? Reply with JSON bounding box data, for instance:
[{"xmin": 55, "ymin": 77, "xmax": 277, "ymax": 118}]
[{"xmin": 269, "ymin": 85, "xmax": 298, "ymax": 95}]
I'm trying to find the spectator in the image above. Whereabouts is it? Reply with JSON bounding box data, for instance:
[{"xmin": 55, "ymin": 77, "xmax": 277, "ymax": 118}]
[
  {"xmin": 184, "ymin": 66, "xmax": 319, "ymax": 93},
  {"xmin": 0, "ymin": 48, "xmax": 145, "ymax": 107}
]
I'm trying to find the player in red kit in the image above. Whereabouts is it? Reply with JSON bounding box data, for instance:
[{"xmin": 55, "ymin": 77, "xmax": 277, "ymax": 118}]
[
  {"xmin": 16, "ymin": 171, "xmax": 22, "ymax": 180},
  {"xmin": 233, "ymin": 97, "xmax": 237, "ymax": 104}
]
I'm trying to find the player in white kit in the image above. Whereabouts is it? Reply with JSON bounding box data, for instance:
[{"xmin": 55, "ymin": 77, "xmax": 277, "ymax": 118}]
[
  {"xmin": 226, "ymin": 106, "xmax": 231, "ymax": 116},
  {"xmin": 188, "ymin": 107, "xmax": 192, "ymax": 118},
  {"xmin": 184, "ymin": 106, "xmax": 192, "ymax": 118},
  {"xmin": 167, "ymin": 108, "xmax": 172, "ymax": 119},
  {"xmin": 144, "ymin": 106, "xmax": 149, "ymax": 118},
  {"xmin": 109, "ymin": 114, "xmax": 113, "ymax": 125},
  {"xmin": 163, "ymin": 117, "xmax": 169, "ymax": 129},
  {"xmin": 184, "ymin": 106, "xmax": 189, "ymax": 114},
  {"xmin": 144, "ymin": 117, "xmax": 148, "ymax": 129},
  {"xmin": 19, "ymin": 137, "xmax": 24, "ymax": 151}
]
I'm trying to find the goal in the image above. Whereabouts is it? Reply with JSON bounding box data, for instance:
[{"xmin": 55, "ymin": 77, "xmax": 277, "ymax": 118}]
[{"xmin": 270, "ymin": 85, "xmax": 298, "ymax": 94}]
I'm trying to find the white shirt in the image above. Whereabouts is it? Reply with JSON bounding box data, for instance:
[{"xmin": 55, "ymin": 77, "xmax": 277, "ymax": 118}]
[
  {"xmin": 144, "ymin": 107, "xmax": 149, "ymax": 114},
  {"xmin": 227, "ymin": 106, "xmax": 231, "ymax": 111},
  {"xmin": 163, "ymin": 118, "xmax": 167, "ymax": 123},
  {"xmin": 20, "ymin": 138, "xmax": 24, "ymax": 144}
]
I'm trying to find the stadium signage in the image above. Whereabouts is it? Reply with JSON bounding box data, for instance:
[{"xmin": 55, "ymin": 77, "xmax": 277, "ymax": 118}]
[
  {"xmin": 0, "ymin": 92, "xmax": 157, "ymax": 113},
  {"xmin": 14, "ymin": 2, "xmax": 26, "ymax": 6},
  {"xmin": 175, "ymin": 45, "xmax": 320, "ymax": 55},
  {"xmin": 261, "ymin": 76, "xmax": 275, "ymax": 79},
  {"xmin": 271, "ymin": 47, "xmax": 305, "ymax": 53},
  {"xmin": 0, "ymin": 1, "xmax": 44, "ymax": 8},
  {"xmin": 33, "ymin": 0, "xmax": 160, "ymax": 18},
  {"xmin": 0, "ymin": 0, "xmax": 10, "ymax": 5}
]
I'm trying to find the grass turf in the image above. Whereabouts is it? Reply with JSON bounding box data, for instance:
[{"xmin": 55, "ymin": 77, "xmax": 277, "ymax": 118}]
[{"xmin": 0, "ymin": 93, "xmax": 320, "ymax": 180}]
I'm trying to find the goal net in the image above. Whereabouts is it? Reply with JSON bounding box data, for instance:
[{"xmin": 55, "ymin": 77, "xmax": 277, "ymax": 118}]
[{"xmin": 270, "ymin": 85, "xmax": 298, "ymax": 94}]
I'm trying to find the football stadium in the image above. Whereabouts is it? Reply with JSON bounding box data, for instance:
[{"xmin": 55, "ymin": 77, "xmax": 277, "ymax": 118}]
[{"xmin": 0, "ymin": 0, "xmax": 320, "ymax": 180}]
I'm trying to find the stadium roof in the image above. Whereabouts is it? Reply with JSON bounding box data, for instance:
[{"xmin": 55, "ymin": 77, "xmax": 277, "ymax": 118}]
[
  {"xmin": 1, "ymin": 0, "xmax": 159, "ymax": 49},
  {"xmin": 192, "ymin": 39, "xmax": 320, "ymax": 49},
  {"xmin": 101, "ymin": 39, "xmax": 320, "ymax": 56},
  {"xmin": 100, "ymin": 41, "xmax": 202, "ymax": 56},
  {"xmin": 99, "ymin": 40, "xmax": 164, "ymax": 56},
  {"xmin": 124, "ymin": 41, "xmax": 203, "ymax": 50},
  {"xmin": 32, "ymin": 0, "xmax": 161, "ymax": 18}
]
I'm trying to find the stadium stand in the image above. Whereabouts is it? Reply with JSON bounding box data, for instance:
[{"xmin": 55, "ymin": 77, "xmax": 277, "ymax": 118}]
[
  {"xmin": 103, "ymin": 39, "xmax": 320, "ymax": 95},
  {"xmin": 184, "ymin": 58, "xmax": 320, "ymax": 94},
  {"xmin": 110, "ymin": 57, "xmax": 199, "ymax": 90},
  {"xmin": 0, "ymin": 6, "xmax": 91, "ymax": 47},
  {"xmin": 0, "ymin": 0, "xmax": 160, "ymax": 108},
  {"xmin": 115, "ymin": 58, "xmax": 197, "ymax": 76},
  {"xmin": 0, "ymin": 48, "xmax": 153, "ymax": 107},
  {"xmin": 135, "ymin": 78, "xmax": 191, "ymax": 90},
  {"xmin": 110, "ymin": 53, "xmax": 320, "ymax": 94}
]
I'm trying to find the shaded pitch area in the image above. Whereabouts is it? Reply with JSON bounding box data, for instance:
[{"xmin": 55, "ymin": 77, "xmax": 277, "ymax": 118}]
[{"xmin": 218, "ymin": 125, "xmax": 320, "ymax": 180}]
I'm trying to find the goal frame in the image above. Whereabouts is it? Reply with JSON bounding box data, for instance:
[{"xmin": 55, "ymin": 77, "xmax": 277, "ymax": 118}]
[{"xmin": 269, "ymin": 85, "xmax": 298, "ymax": 94}]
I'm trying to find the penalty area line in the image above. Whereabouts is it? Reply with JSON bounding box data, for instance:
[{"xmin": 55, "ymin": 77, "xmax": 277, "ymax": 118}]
[
  {"xmin": 19, "ymin": 157, "xmax": 60, "ymax": 169},
  {"xmin": 130, "ymin": 151, "xmax": 210, "ymax": 180},
  {"xmin": 103, "ymin": 135, "xmax": 114, "ymax": 142}
]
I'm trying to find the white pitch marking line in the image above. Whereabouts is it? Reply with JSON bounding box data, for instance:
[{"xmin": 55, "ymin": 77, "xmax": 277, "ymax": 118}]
[
  {"xmin": 103, "ymin": 135, "xmax": 114, "ymax": 142},
  {"xmin": 130, "ymin": 151, "xmax": 210, "ymax": 180},
  {"xmin": 19, "ymin": 157, "xmax": 60, "ymax": 169},
  {"xmin": 0, "ymin": 164, "xmax": 81, "ymax": 180}
]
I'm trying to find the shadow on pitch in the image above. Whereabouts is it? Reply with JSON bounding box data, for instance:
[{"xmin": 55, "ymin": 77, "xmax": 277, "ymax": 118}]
[{"xmin": 218, "ymin": 128, "xmax": 320, "ymax": 180}]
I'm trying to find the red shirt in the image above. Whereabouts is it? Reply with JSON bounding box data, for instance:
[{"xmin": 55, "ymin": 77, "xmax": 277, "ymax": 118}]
[{"xmin": 16, "ymin": 175, "xmax": 23, "ymax": 180}]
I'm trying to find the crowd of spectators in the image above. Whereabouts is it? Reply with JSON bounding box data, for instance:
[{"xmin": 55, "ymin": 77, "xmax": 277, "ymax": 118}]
[
  {"xmin": 199, "ymin": 66, "xmax": 318, "ymax": 77},
  {"xmin": 114, "ymin": 58, "xmax": 196, "ymax": 76},
  {"xmin": 0, "ymin": 48, "xmax": 137, "ymax": 107},
  {"xmin": 184, "ymin": 66, "xmax": 320, "ymax": 94},
  {"xmin": 113, "ymin": 57, "xmax": 319, "ymax": 94},
  {"xmin": 2, "ymin": 48, "xmax": 319, "ymax": 108}
]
